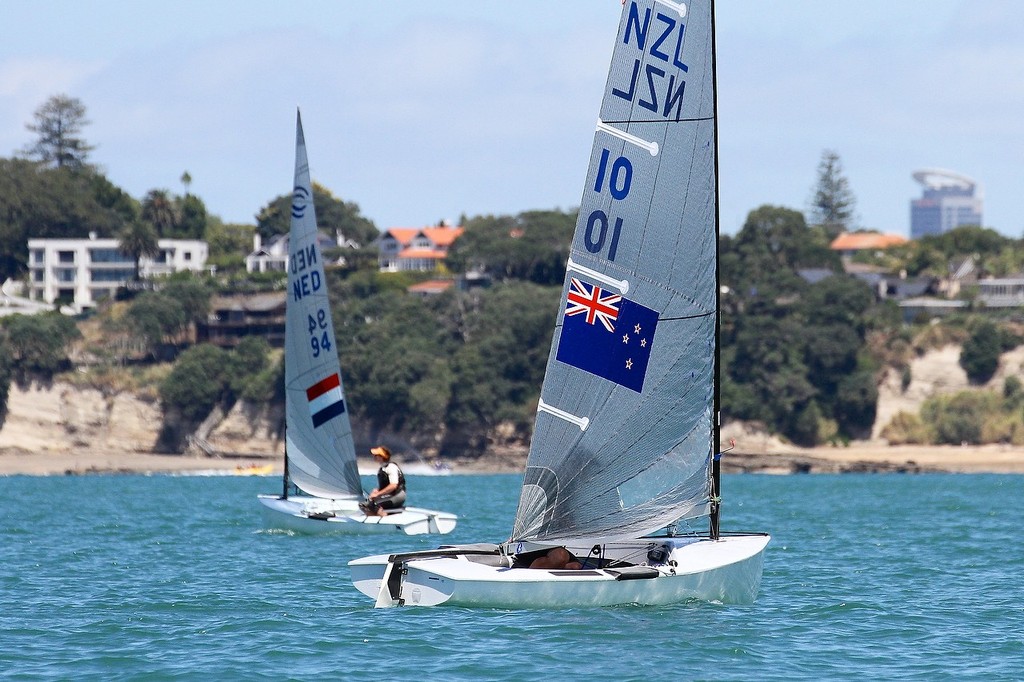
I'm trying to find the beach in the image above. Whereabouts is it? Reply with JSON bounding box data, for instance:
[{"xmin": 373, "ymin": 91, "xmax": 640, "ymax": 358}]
[{"xmin": 2, "ymin": 442, "xmax": 1023, "ymax": 476}]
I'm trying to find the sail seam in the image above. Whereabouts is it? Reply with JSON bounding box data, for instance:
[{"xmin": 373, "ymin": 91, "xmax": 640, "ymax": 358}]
[
  {"xmin": 660, "ymin": 311, "xmax": 715, "ymax": 322},
  {"xmin": 602, "ymin": 117, "xmax": 713, "ymax": 125}
]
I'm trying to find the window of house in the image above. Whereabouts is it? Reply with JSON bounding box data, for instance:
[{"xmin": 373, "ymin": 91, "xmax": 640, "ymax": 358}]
[
  {"xmin": 91, "ymin": 268, "xmax": 135, "ymax": 282},
  {"xmin": 58, "ymin": 251, "xmax": 75, "ymax": 263},
  {"xmin": 89, "ymin": 248, "xmax": 131, "ymax": 263}
]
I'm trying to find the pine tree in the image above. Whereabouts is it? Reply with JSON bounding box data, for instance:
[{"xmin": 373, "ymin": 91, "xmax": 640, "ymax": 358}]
[
  {"xmin": 809, "ymin": 149, "xmax": 856, "ymax": 240},
  {"xmin": 23, "ymin": 94, "xmax": 95, "ymax": 170}
]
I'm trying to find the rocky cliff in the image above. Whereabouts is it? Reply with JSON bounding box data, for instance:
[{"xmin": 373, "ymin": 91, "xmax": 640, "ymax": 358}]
[
  {"xmin": 2, "ymin": 344, "xmax": 1020, "ymax": 461},
  {"xmin": 0, "ymin": 381, "xmax": 284, "ymax": 458}
]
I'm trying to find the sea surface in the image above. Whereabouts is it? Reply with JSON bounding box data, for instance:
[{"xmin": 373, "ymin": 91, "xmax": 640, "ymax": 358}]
[{"xmin": 1, "ymin": 472, "xmax": 1021, "ymax": 681}]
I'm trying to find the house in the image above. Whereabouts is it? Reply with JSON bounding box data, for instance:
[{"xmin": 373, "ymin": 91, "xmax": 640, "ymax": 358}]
[
  {"xmin": 406, "ymin": 280, "xmax": 456, "ymax": 297},
  {"xmin": 377, "ymin": 223, "xmax": 464, "ymax": 272},
  {"xmin": 196, "ymin": 292, "xmax": 286, "ymax": 348},
  {"xmin": 829, "ymin": 232, "xmax": 908, "ymax": 258},
  {"xmin": 898, "ymin": 297, "xmax": 968, "ymax": 323},
  {"xmin": 976, "ymin": 276, "xmax": 1024, "ymax": 309},
  {"xmin": 838, "ymin": 262, "xmax": 938, "ymax": 300},
  {"xmin": 936, "ymin": 257, "xmax": 978, "ymax": 299},
  {"xmin": 27, "ymin": 234, "xmax": 208, "ymax": 314},
  {"xmin": 245, "ymin": 231, "xmax": 358, "ymax": 273}
]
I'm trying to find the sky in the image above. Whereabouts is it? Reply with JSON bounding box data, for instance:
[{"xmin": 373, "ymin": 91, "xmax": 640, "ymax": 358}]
[{"xmin": 2, "ymin": 1, "xmax": 1022, "ymax": 238}]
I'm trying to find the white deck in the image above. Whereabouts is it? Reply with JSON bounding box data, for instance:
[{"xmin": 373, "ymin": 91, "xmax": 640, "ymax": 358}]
[{"xmin": 258, "ymin": 494, "xmax": 457, "ymax": 535}]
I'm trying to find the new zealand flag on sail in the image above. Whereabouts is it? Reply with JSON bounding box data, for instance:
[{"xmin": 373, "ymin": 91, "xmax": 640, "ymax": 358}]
[{"xmin": 555, "ymin": 278, "xmax": 659, "ymax": 392}]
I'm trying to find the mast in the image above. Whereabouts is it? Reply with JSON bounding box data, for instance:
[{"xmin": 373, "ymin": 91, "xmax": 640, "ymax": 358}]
[
  {"xmin": 709, "ymin": 0, "xmax": 722, "ymax": 541},
  {"xmin": 281, "ymin": 445, "xmax": 290, "ymax": 499}
]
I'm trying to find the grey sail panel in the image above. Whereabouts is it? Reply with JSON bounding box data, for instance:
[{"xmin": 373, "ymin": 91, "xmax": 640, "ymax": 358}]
[
  {"xmin": 512, "ymin": 0, "xmax": 716, "ymax": 542},
  {"xmin": 284, "ymin": 113, "xmax": 363, "ymax": 500}
]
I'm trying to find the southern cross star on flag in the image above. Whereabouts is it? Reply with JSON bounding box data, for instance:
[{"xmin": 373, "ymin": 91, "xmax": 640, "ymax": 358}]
[{"xmin": 555, "ymin": 278, "xmax": 659, "ymax": 392}]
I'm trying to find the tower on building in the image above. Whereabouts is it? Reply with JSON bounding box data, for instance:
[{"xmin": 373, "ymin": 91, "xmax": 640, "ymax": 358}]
[{"xmin": 910, "ymin": 168, "xmax": 983, "ymax": 239}]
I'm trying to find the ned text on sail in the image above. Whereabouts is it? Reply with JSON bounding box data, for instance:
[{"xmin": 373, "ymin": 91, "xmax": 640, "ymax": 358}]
[
  {"xmin": 291, "ymin": 244, "xmax": 321, "ymax": 302},
  {"xmin": 612, "ymin": 1, "xmax": 690, "ymax": 121}
]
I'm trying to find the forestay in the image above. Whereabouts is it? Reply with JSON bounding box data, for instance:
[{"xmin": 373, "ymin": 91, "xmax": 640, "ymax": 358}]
[
  {"xmin": 284, "ymin": 115, "xmax": 363, "ymax": 500},
  {"xmin": 512, "ymin": 0, "xmax": 717, "ymax": 543}
]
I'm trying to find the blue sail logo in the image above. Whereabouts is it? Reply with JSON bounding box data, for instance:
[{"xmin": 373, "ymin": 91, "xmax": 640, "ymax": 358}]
[{"xmin": 291, "ymin": 186, "xmax": 309, "ymax": 219}]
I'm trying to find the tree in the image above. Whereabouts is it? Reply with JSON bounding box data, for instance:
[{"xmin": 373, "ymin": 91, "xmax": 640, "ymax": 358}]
[
  {"xmin": 175, "ymin": 193, "xmax": 208, "ymax": 239},
  {"xmin": 960, "ymin": 319, "xmax": 1001, "ymax": 384},
  {"xmin": 338, "ymin": 289, "xmax": 454, "ymax": 437},
  {"xmin": 440, "ymin": 282, "xmax": 558, "ymax": 450},
  {"xmin": 23, "ymin": 94, "xmax": 95, "ymax": 170},
  {"xmin": 725, "ymin": 311, "xmax": 817, "ymax": 442},
  {"xmin": 159, "ymin": 344, "xmax": 229, "ymax": 423},
  {"xmin": 0, "ymin": 340, "xmax": 11, "ymax": 418},
  {"xmin": 0, "ymin": 312, "xmax": 81, "ymax": 378},
  {"xmin": 162, "ymin": 276, "xmax": 212, "ymax": 326},
  {"xmin": 0, "ymin": 159, "xmax": 133, "ymax": 280},
  {"xmin": 124, "ymin": 291, "xmax": 188, "ymax": 356},
  {"xmin": 809, "ymin": 150, "xmax": 856, "ymax": 240},
  {"xmin": 921, "ymin": 391, "xmax": 995, "ymax": 445},
  {"xmin": 256, "ymin": 183, "xmax": 378, "ymax": 246},
  {"xmin": 723, "ymin": 205, "xmax": 839, "ymax": 303},
  {"xmin": 141, "ymin": 189, "xmax": 179, "ymax": 237},
  {"xmin": 834, "ymin": 370, "xmax": 878, "ymax": 438},
  {"xmin": 205, "ymin": 220, "xmax": 254, "ymax": 273},
  {"xmin": 118, "ymin": 219, "xmax": 160, "ymax": 281},
  {"xmin": 446, "ymin": 210, "xmax": 576, "ymax": 284},
  {"xmin": 224, "ymin": 336, "xmax": 271, "ymax": 399}
]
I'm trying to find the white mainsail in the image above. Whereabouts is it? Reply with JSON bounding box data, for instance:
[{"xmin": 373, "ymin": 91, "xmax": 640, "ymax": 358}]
[
  {"xmin": 283, "ymin": 112, "xmax": 363, "ymax": 500},
  {"xmin": 511, "ymin": 0, "xmax": 717, "ymax": 542}
]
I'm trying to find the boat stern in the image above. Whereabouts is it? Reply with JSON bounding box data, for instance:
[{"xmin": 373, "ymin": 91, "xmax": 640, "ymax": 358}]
[{"xmin": 349, "ymin": 553, "xmax": 458, "ymax": 607}]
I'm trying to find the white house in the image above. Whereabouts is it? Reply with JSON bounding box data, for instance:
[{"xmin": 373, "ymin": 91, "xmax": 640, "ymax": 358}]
[
  {"xmin": 245, "ymin": 231, "xmax": 358, "ymax": 273},
  {"xmin": 27, "ymin": 234, "xmax": 208, "ymax": 313}
]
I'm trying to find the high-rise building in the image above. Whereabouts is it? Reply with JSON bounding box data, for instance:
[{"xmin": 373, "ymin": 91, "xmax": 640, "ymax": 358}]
[{"xmin": 910, "ymin": 168, "xmax": 982, "ymax": 239}]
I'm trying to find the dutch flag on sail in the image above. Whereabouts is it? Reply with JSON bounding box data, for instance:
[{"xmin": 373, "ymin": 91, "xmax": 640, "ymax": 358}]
[{"xmin": 306, "ymin": 373, "xmax": 346, "ymax": 428}]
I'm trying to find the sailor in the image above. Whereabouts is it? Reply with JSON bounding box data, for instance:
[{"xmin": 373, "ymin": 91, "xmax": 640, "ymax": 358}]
[
  {"xmin": 362, "ymin": 446, "xmax": 406, "ymax": 517},
  {"xmin": 529, "ymin": 547, "xmax": 582, "ymax": 570}
]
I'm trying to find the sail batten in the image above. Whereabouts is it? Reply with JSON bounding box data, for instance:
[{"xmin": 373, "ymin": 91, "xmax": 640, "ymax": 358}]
[{"xmin": 511, "ymin": 0, "xmax": 717, "ymax": 542}]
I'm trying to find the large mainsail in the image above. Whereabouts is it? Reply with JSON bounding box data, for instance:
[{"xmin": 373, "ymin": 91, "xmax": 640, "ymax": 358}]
[
  {"xmin": 284, "ymin": 112, "xmax": 363, "ymax": 499},
  {"xmin": 512, "ymin": 0, "xmax": 717, "ymax": 542}
]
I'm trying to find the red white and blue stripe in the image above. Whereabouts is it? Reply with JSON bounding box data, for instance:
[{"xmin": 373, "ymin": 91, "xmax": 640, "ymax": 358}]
[
  {"xmin": 565, "ymin": 278, "xmax": 621, "ymax": 332},
  {"xmin": 306, "ymin": 373, "xmax": 346, "ymax": 428}
]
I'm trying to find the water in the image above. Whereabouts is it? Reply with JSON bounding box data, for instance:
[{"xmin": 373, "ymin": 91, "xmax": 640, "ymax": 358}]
[{"xmin": 1, "ymin": 473, "xmax": 1021, "ymax": 681}]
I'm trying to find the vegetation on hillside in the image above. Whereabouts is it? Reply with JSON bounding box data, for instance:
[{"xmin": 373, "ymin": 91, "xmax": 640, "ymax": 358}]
[{"xmin": 2, "ymin": 95, "xmax": 1024, "ymax": 454}]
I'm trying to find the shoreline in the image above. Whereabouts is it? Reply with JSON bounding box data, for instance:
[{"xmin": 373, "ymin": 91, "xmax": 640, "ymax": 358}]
[{"xmin": 1, "ymin": 443, "xmax": 1023, "ymax": 476}]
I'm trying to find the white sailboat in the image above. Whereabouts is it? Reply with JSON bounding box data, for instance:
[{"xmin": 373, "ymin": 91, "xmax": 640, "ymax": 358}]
[
  {"xmin": 350, "ymin": 0, "xmax": 768, "ymax": 606},
  {"xmin": 258, "ymin": 112, "xmax": 457, "ymax": 536}
]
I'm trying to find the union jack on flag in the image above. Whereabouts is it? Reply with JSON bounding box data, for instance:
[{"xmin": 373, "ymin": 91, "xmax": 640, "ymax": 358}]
[{"xmin": 565, "ymin": 278, "xmax": 621, "ymax": 332}]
